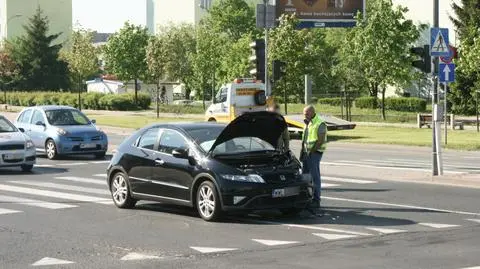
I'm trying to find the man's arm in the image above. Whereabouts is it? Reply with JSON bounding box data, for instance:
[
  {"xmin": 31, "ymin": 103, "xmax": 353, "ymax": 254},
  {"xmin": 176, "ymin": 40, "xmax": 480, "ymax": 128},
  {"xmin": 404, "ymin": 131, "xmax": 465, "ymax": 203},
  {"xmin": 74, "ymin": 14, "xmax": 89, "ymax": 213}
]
[
  {"xmin": 310, "ymin": 123, "xmax": 326, "ymax": 153},
  {"xmin": 282, "ymin": 128, "xmax": 290, "ymax": 151}
]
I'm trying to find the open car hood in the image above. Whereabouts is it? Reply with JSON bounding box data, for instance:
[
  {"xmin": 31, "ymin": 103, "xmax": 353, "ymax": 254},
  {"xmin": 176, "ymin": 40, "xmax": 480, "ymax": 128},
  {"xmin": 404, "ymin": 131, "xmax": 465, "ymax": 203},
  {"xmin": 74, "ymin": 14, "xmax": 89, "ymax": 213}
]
[{"xmin": 208, "ymin": 111, "xmax": 287, "ymax": 153}]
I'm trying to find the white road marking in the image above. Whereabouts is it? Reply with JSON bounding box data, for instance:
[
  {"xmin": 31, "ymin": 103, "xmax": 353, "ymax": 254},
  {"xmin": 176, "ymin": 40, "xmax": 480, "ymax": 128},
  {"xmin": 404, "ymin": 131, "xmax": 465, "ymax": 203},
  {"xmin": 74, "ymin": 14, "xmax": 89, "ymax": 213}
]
[
  {"xmin": 252, "ymin": 239, "xmax": 300, "ymax": 246},
  {"xmin": 0, "ymin": 194, "xmax": 78, "ymax": 209},
  {"xmin": 418, "ymin": 223, "xmax": 461, "ymax": 229},
  {"xmin": 91, "ymin": 161, "xmax": 110, "ymax": 164},
  {"xmin": 313, "ymin": 233, "xmax": 359, "ymax": 240},
  {"xmin": 322, "ymin": 183, "xmax": 340, "ymax": 188},
  {"xmin": 120, "ymin": 252, "xmax": 161, "ymax": 261},
  {"xmin": 364, "ymin": 159, "xmax": 472, "ymax": 169},
  {"xmin": 365, "ymin": 227, "xmax": 406, "ymax": 234},
  {"xmin": 93, "ymin": 174, "xmax": 106, "ymax": 178},
  {"xmin": 240, "ymin": 219, "xmax": 372, "ymax": 236},
  {"xmin": 0, "ymin": 184, "xmax": 111, "ymax": 204},
  {"xmin": 55, "ymin": 176, "xmax": 105, "ymax": 185},
  {"xmin": 10, "ymin": 181, "xmax": 109, "ymax": 196},
  {"xmin": 57, "ymin": 162, "xmax": 88, "ymax": 166},
  {"xmin": 457, "ymin": 266, "xmax": 480, "ymax": 269},
  {"xmin": 0, "ymin": 208, "xmax": 22, "ymax": 215},
  {"xmin": 323, "ymin": 176, "xmax": 377, "ymax": 184},
  {"xmin": 466, "ymin": 219, "xmax": 480, "ymax": 224},
  {"xmin": 31, "ymin": 257, "xmax": 75, "ymax": 266},
  {"xmin": 322, "ymin": 161, "xmax": 464, "ymax": 174},
  {"xmin": 190, "ymin": 247, "xmax": 237, "ymax": 253},
  {"xmin": 34, "ymin": 164, "xmax": 54, "ymax": 168},
  {"xmin": 323, "ymin": 196, "xmax": 480, "ymax": 216}
]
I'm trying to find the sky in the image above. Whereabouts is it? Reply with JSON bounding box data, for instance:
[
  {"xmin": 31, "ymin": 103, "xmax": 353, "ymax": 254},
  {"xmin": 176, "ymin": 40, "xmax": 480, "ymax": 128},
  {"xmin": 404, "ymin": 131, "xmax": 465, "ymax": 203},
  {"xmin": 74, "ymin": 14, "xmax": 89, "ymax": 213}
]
[{"xmin": 72, "ymin": 0, "xmax": 146, "ymax": 33}]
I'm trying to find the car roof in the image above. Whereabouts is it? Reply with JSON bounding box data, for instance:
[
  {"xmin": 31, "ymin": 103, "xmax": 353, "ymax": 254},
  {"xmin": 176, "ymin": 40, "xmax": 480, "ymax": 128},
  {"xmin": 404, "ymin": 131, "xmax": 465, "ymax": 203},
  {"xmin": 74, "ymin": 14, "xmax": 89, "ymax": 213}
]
[
  {"xmin": 23, "ymin": 105, "xmax": 76, "ymax": 111},
  {"xmin": 143, "ymin": 122, "xmax": 226, "ymax": 131}
]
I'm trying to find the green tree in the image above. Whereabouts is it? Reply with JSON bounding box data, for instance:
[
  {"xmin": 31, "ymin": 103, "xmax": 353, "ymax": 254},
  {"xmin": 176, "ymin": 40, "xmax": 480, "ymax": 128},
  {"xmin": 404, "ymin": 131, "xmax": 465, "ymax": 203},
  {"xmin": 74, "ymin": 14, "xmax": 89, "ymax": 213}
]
[
  {"xmin": 448, "ymin": 0, "xmax": 480, "ymax": 115},
  {"xmin": 61, "ymin": 29, "xmax": 99, "ymax": 109},
  {"xmin": 206, "ymin": 0, "xmax": 257, "ymax": 41},
  {"xmin": 103, "ymin": 22, "xmax": 149, "ymax": 103},
  {"xmin": 157, "ymin": 23, "xmax": 197, "ymax": 99},
  {"xmin": 146, "ymin": 35, "xmax": 168, "ymax": 103},
  {"xmin": 0, "ymin": 51, "xmax": 20, "ymax": 103},
  {"xmin": 336, "ymin": 0, "xmax": 422, "ymax": 119},
  {"xmin": 7, "ymin": 7, "xmax": 69, "ymax": 90}
]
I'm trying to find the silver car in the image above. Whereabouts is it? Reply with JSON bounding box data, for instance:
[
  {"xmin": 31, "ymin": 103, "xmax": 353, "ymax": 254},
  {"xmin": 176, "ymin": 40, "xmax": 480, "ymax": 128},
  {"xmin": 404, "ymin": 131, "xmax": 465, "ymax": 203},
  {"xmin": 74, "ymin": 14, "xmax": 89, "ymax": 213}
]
[{"xmin": 0, "ymin": 115, "xmax": 36, "ymax": 172}]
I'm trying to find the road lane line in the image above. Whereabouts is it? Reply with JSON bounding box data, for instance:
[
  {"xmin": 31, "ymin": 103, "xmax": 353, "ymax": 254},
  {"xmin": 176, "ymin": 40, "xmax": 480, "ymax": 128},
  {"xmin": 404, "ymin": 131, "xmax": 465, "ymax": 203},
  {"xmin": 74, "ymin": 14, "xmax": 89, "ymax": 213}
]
[
  {"xmin": 0, "ymin": 208, "xmax": 22, "ymax": 215},
  {"xmin": 466, "ymin": 219, "xmax": 480, "ymax": 224},
  {"xmin": 93, "ymin": 174, "xmax": 106, "ymax": 178},
  {"xmin": 418, "ymin": 223, "xmax": 461, "ymax": 229},
  {"xmin": 322, "ymin": 161, "xmax": 464, "ymax": 174},
  {"xmin": 323, "ymin": 196, "xmax": 480, "ymax": 216},
  {"xmin": 91, "ymin": 161, "xmax": 110, "ymax": 164},
  {"xmin": 34, "ymin": 164, "xmax": 54, "ymax": 168},
  {"xmin": 364, "ymin": 159, "xmax": 475, "ymax": 170},
  {"xmin": 0, "ymin": 194, "xmax": 78, "ymax": 209},
  {"xmin": 10, "ymin": 181, "xmax": 110, "ymax": 196},
  {"xmin": 0, "ymin": 184, "xmax": 111, "ymax": 204},
  {"xmin": 55, "ymin": 176, "xmax": 106, "ymax": 185},
  {"xmin": 57, "ymin": 162, "xmax": 88, "ymax": 166},
  {"xmin": 458, "ymin": 267, "xmax": 480, "ymax": 269},
  {"xmin": 323, "ymin": 176, "xmax": 377, "ymax": 184}
]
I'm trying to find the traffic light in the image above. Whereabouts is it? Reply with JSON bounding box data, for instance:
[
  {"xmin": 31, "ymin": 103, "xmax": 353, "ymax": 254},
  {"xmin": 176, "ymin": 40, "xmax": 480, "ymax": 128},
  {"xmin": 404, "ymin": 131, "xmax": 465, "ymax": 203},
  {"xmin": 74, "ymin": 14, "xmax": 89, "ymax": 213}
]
[
  {"xmin": 410, "ymin": 45, "xmax": 431, "ymax": 73},
  {"xmin": 272, "ymin": 60, "xmax": 286, "ymax": 82},
  {"xmin": 249, "ymin": 39, "xmax": 265, "ymax": 81}
]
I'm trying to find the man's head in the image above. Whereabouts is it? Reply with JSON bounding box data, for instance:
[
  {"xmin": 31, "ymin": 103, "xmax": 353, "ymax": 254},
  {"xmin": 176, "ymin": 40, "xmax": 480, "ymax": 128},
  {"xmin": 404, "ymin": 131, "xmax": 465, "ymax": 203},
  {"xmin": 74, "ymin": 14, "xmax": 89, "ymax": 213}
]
[{"xmin": 303, "ymin": 105, "xmax": 315, "ymax": 122}]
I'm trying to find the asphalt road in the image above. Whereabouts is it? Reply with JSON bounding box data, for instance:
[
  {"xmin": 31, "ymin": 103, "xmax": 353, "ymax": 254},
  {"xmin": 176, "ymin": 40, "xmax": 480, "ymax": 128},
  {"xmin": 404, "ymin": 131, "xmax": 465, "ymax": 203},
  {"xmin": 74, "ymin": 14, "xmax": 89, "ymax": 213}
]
[{"xmin": 1, "ymin": 153, "xmax": 479, "ymax": 269}]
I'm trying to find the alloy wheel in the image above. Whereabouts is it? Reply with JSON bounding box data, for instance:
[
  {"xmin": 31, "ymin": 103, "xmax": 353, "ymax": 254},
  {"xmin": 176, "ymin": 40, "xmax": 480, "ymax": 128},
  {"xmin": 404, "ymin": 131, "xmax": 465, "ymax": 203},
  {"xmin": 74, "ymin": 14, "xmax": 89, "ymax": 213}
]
[
  {"xmin": 46, "ymin": 141, "xmax": 57, "ymax": 159},
  {"xmin": 198, "ymin": 185, "xmax": 215, "ymax": 219},
  {"xmin": 111, "ymin": 174, "xmax": 128, "ymax": 205}
]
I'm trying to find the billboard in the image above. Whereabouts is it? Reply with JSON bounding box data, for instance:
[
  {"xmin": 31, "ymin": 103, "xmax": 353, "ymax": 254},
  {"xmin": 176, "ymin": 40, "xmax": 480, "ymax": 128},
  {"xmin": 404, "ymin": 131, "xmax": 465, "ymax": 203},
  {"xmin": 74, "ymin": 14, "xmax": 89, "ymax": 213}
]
[{"xmin": 275, "ymin": 0, "xmax": 366, "ymax": 28}]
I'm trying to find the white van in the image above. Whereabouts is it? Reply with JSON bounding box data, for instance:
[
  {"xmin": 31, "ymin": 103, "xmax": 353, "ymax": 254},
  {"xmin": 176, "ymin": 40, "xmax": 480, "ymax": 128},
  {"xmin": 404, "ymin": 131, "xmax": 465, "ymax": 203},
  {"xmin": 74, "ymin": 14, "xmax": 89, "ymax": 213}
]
[{"xmin": 205, "ymin": 78, "xmax": 267, "ymax": 123}]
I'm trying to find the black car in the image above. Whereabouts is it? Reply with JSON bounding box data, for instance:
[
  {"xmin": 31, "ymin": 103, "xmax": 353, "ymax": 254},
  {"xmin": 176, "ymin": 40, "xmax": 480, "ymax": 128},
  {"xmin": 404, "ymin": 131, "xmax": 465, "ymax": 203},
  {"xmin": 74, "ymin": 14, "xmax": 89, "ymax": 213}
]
[{"xmin": 106, "ymin": 111, "xmax": 311, "ymax": 221}]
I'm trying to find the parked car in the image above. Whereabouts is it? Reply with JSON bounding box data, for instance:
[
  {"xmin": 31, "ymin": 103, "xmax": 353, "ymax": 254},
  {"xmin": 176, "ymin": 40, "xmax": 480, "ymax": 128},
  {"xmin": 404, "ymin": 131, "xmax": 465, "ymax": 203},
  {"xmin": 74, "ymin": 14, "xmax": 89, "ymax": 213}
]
[
  {"xmin": 106, "ymin": 111, "xmax": 311, "ymax": 221},
  {"xmin": 14, "ymin": 106, "xmax": 108, "ymax": 160},
  {"xmin": 0, "ymin": 115, "xmax": 36, "ymax": 172}
]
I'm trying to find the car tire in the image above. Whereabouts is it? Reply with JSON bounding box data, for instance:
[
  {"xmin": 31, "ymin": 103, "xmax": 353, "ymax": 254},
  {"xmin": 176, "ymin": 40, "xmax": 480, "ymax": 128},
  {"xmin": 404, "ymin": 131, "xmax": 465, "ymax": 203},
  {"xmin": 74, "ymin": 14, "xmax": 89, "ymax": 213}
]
[
  {"xmin": 95, "ymin": 152, "xmax": 106, "ymax": 159},
  {"xmin": 280, "ymin": 208, "xmax": 303, "ymax": 216},
  {"xmin": 254, "ymin": 91, "xmax": 266, "ymax": 105},
  {"xmin": 110, "ymin": 172, "xmax": 137, "ymax": 209},
  {"xmin": 20, "ymin": 164, "xmax": 33, "ymax": 172},
  {"xmin": 45, "ymin": 139, "xmax": 58, "ymax": 160},
  {"xmin": 196, "ymin": 181, "xmax": 222, "ymax": 221}
]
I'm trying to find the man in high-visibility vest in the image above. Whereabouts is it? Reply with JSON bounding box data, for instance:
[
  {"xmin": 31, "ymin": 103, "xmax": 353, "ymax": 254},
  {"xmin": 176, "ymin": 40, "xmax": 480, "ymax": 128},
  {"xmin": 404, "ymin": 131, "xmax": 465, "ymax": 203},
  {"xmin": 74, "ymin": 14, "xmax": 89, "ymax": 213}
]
[{"xmin": 301, "ymin": 105, "xmax": 327, "ymax": 211}]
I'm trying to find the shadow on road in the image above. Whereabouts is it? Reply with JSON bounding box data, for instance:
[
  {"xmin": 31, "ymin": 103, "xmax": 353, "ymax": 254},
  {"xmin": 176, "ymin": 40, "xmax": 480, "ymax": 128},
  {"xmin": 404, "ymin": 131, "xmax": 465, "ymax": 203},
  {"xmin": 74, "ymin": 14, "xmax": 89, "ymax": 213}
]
[
  {"xmin": 35, "ymin": 154, "xmax": 113, "ymax": 161},
  {"xmin": 325, "ymin": 188, "xmax": 392, "ymax": 193},
  {"xmin": 0, "ymin": 166, "xmax": 68, "ymax": 176}
]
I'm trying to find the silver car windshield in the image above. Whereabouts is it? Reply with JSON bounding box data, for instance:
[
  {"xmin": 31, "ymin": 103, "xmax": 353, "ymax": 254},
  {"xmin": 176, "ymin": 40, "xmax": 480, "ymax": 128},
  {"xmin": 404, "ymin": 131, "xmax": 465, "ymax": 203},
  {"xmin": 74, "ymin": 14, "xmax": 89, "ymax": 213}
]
[
  {"xmin": 0, "ymin": 117, "xmax": 17, "ymax": 132},
  {"xmin": 45, "ymin": 109, "xmax": 90, "ymax": 126}
]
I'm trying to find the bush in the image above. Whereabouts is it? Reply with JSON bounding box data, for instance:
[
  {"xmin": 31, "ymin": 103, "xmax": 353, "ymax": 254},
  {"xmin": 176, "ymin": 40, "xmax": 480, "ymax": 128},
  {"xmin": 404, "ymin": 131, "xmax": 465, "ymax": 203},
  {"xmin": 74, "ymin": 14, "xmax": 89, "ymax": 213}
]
[
  {"xmin": 317, "ymin": 97, "xmax": 342, "ymax": 106},
  {"xmin": 355, "ymin": 97, "xmax": 378, "ymax": 109},
  {"xmin": 4, "ymin": 91, "xmax": 152, "ymax": 111},
  {"xmin": 384, "ymin": 97, "xmax": 427, "ymax": 112}
]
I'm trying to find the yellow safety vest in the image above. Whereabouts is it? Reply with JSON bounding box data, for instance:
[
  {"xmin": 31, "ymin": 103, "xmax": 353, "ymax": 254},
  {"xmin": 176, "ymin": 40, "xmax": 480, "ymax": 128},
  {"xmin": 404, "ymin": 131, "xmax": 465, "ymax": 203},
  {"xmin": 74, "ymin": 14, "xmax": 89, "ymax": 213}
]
[{"xmin": 302, "ymin": 114, "xmax": 327, "ymax": 153}]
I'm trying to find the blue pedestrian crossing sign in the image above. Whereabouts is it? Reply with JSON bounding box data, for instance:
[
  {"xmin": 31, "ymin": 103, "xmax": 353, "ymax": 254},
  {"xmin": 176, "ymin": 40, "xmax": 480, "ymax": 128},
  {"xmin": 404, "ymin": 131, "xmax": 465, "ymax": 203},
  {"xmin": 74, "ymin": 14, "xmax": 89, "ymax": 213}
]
[
  {"xmin": 431, "ymin": 28, "xmax": 449, "ymax": 57},
  {"xmin": 439, "ymin": 63, "xmax": 455, "ymax": 83}
]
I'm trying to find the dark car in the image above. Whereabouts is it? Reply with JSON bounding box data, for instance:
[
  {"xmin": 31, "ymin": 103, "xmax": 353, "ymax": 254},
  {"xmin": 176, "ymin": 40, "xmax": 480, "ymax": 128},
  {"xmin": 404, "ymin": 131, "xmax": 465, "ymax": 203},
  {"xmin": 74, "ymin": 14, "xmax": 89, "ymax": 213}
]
[{"xmin": 106, "ymin": 111, "xmax": 311, "ymax": 221}]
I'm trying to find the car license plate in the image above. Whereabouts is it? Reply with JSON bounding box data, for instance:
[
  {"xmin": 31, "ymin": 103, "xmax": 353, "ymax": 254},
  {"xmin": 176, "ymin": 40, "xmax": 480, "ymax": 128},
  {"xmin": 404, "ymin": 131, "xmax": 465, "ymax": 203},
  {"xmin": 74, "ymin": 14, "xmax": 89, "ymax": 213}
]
[
  {"xmin": 272, "ymin": 188, "xmax": 285, "ymax": 198},
  {"xmin": 80, "ymin": 143, "xmax": 96, "ymax": 149},
  {"xmin": 4, "ymin": 153, "xmax": 23, "ymax": 160}
]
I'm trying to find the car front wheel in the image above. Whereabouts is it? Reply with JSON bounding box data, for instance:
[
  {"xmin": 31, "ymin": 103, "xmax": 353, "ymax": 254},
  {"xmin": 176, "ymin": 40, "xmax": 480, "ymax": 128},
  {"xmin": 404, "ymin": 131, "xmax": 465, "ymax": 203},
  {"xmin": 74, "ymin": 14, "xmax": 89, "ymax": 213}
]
[
  {"xmin": 196, "ymin": 181, "xmax": 222, "ymax": 221},
  {"xmin": 45, "ymin": 139, "xmax": 58, "ymax": 160},
  {"xmin": 110, "ymin": 172, "xmax": 136, "ymax": 209}
]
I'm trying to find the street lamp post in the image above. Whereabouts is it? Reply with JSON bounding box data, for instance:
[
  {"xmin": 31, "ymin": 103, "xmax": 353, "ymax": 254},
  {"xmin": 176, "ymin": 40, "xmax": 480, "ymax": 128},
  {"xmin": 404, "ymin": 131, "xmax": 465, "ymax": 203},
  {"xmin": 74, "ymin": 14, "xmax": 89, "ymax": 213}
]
[{"xmin": 1, "ymin": 14, "xmax": 22, "ymax": 106}]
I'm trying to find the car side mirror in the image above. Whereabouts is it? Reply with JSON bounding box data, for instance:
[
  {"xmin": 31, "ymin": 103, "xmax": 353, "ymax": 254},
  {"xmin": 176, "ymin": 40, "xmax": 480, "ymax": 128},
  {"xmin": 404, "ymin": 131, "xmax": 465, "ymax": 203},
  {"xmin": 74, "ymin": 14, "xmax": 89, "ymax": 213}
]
[
  {"xmin": 91, "ymin": 119, "xmax": 96, "ymax": 124},
  {"xmin": 172, "ymin": 148, "xmax": 189, "ymax": 159},
  {"xmin": 36, "ymin": 121, "xmax": 45, "ymax": 127},
  {"xmin": 18, "ymin": 128, "xmax": 25, "ymax": 133}
]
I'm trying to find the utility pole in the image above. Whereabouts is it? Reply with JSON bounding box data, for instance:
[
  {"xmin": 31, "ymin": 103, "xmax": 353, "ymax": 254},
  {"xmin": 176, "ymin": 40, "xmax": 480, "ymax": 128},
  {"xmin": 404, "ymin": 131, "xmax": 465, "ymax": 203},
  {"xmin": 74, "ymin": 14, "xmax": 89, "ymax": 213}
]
[
  {"xmin": 432, "ymin": 0, "xmax": 440, "ymax": 176},
  {"xmin": 263, "ymin": 0, "xmax": 269, "ymax": 95}
]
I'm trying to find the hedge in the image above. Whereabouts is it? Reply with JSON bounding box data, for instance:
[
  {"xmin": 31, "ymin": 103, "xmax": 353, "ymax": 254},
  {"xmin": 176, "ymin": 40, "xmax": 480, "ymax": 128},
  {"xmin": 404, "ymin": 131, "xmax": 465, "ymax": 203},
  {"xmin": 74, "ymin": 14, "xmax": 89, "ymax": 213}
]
[
  {"xmin": 384, "ymin": 97, "xmax": 427, "ymax": 112},
  {"xmin": 4, "ymin": 91, "xmax": 151, "ymax": 111},
  {"xmin": 355, "ymin": 97, "xmax": 378, "ymax": 109},
  {"xmin": 316, "ymin": 97, "xmax": 343, "ymax": 106}
]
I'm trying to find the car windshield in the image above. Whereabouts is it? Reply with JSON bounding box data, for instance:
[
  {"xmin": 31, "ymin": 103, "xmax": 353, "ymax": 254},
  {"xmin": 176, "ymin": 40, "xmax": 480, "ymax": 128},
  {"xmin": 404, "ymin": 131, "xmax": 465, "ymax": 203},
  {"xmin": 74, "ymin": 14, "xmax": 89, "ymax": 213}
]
[
  {"xmin": 45, "ymin": 109, "xmax": 90, "ymax": 126},
  {"xmin": 186, "ymin": 126, "xmax": 275, "ymax": 155},
  {"xmin": 0, "ymin": 117, "xmax": 17, "ymax": 132}
]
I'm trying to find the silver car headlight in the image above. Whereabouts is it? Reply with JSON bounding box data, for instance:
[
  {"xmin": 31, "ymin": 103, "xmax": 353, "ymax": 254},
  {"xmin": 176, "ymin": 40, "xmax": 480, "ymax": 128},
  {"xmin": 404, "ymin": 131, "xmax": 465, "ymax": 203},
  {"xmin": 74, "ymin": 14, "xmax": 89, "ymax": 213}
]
[
  {"xmin": 221, "ymin": 174, "xmax": 265, "ymax": 183},
  {"xmin": 56, "ymin": 128, "xmax": 68, "ymax": 136},
  {"xmin": 26, "ymin": 140, "xmax": 34, "ymax": 149}
]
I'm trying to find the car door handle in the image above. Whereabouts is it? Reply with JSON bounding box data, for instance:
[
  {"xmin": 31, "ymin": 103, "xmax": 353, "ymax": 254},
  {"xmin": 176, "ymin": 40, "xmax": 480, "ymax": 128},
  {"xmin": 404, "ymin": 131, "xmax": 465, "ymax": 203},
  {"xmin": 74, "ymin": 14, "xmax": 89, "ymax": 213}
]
[{"xmin": 155, "ymin": 159, "xmax": 165, "ymax": 166}]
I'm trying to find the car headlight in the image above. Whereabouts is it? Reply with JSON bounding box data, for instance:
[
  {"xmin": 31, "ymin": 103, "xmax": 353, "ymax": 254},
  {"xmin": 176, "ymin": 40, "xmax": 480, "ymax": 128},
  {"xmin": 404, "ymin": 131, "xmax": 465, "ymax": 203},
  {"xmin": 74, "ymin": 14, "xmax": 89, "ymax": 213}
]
[
  {"xmin": 56, "ymin": 128, "xmax": 68, "ymax": 136},
  {"xmin": 26, "ymin": 140, "xmax": 34, "ymax": 149},
  {"xmin": 221, "ymin": 174, "xmax": 265, "ymax": 183}
]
